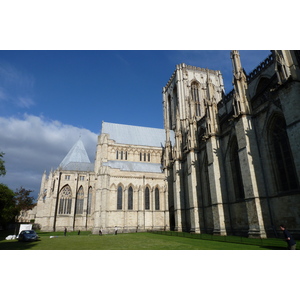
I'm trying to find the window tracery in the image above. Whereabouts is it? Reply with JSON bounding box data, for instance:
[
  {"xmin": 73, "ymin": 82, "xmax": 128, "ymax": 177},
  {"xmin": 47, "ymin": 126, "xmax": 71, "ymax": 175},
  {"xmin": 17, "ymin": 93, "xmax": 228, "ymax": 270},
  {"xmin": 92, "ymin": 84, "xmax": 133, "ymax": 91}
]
[
  {"xmin": 191, "ymin": 82, "xmax": 201, "ymax": 116},
  {"xmin": 58, "ymin": 185, "xmax": 72, "ymax": 214},
  {"xmin": 76, "ymin": 186, "xmax": 84, "ymax": 214},
  {"xmin": 269, "ymin": 116, "xmax": 299, "ymax": 191}
]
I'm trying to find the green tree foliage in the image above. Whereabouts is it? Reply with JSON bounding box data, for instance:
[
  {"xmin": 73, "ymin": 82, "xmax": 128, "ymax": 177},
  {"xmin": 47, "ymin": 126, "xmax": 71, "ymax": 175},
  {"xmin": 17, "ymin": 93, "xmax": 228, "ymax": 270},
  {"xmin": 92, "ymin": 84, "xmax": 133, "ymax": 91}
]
[
  {"xmin": 0, "ymin": 185, "xmax": 36, "ymax": 227},
  {"xmin": 0, "ymin": 183, "xmax": 16, "ymax": 226},
  {"xmin": 14, "ymin": 187, "xmax": 36, "ymax": 212},
  {"xmin": 0, "ymin": 152, "xmax": 6, "ymax": 177}
]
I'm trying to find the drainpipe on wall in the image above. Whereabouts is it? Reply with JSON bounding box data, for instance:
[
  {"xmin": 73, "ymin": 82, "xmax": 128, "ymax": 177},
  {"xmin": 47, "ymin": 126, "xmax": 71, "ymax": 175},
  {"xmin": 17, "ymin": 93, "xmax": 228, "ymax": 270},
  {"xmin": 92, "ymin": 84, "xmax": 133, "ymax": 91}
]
[
  {"xmin": 85, "ymin": 173, "xmax": 90, "ymax": 230},
  {"xmin": 73, "ymin": 173, "xmax": 79, "ymax": 231},
  {"xmin": 53, "ymin": 172, "xmax": 62, "ymax": 232}
]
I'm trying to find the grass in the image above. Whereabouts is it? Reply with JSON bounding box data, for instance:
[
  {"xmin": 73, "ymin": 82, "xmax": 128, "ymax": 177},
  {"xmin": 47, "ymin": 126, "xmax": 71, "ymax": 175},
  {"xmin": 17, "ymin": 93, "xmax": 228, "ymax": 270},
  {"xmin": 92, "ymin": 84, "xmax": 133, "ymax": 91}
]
[{"xmin": 0, "ymin": 230, "xmax": 292, "ymax": 250}]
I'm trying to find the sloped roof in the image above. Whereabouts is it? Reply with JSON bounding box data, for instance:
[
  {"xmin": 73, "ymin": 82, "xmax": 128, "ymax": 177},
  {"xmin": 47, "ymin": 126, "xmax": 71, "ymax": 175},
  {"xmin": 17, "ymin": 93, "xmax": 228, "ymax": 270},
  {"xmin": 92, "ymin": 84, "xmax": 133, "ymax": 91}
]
[
  {"xmin": 103, "ymin": 160, "xmax": 162, "ymax": 173},
  {"xmin": 59, "ymin": 139, "xmax": 94, "ymax": 171},
  {"xmin": 101, "ymin": 122, "xmax": 167, "ymax": 147},
  {"xmin": 61, "ymin": 162, "xmax": 94, "ymax": 172}
]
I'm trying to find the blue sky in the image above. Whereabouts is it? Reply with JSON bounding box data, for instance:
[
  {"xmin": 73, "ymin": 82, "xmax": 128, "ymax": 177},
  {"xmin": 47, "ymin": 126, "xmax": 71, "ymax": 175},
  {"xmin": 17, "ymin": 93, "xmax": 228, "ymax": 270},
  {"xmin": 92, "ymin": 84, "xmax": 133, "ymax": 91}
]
[
  {"xmin": 0, "ymin": 50, "xmax": 270, "ymax": 132},
  {"xmin": 0, "ymin": 50, "xmax": 270, "ymax": 198}
]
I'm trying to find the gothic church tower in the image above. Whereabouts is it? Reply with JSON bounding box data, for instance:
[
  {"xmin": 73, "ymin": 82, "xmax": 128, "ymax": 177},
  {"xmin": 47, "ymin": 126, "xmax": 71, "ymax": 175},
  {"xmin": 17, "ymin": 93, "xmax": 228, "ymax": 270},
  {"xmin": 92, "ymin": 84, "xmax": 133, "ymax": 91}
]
[{"xmin": 162, "ymin": 63, "xmax": 224, "ymax": 233}]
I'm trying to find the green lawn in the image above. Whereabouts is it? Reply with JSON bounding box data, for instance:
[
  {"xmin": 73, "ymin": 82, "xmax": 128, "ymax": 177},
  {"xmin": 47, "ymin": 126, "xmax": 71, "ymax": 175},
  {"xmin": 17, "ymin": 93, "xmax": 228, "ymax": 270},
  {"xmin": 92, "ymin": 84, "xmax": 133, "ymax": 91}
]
[{"xmin": 0, "ymin": 230, "xmax": 290, "ymax": 250}]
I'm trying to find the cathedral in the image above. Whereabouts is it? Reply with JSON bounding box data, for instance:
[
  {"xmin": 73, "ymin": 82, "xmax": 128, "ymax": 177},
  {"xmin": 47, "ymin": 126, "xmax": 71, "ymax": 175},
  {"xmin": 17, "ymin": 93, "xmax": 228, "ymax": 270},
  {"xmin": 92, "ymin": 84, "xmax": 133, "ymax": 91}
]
[{"xmin": 35, "ymin": 50, "xmax": 300, "ymax": 238}]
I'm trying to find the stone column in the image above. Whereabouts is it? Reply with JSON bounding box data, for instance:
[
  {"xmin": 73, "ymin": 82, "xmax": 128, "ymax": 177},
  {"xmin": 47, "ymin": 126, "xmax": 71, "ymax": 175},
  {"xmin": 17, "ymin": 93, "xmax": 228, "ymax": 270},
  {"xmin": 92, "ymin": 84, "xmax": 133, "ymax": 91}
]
[
  {"xmin": 206, "ymin": 136, "xmax": 227, "ymax": 236},
  {"xmin": 163, "ymin": 185, "xmax": 170, "ymax": 231},
  {"xmin": 173, "ymin": 160, "xmax": 184, "ymax": 231},
  {"xmin": 235, "ymin": 115, "xmax": 266, "ymax": 238},
  {"xmin": 123, "ymin": 187, "xmax": 127, "ymax": 232},
  {"xmin": 186, "ymin": 150, "xmax": 200, "ymax": 233},
  {"xmin": 137, "ymin": 186, "xmax": 144, "ymax": 230}
]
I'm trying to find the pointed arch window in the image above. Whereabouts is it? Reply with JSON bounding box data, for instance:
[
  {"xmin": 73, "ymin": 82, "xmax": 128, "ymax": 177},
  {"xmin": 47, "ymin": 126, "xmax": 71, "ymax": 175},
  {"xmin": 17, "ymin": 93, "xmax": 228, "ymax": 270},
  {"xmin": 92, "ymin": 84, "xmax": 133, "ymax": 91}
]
[
  {"xmin": 76, "ymin": 186, "xmax": 84, "ymax": 214},
  {"xmin": 173, "ymin": 86, "xmax": 178, "ymax": 103},
  {"xmin": 128, "ymin": 186, "xmax": 133, "ymax": 210},
  {"xmin": 168, "ymin": 94, "xmax": 173, "ymax": 130},
  {"xmin": 117, "ymin": 186, "xmax": 123, "ymax": 210},
  {"xmin": 191, "ymin": 82, "xmax": 201, "ymax": 116},
  {"xmin": 155, "ymin": 188, "xmax": 160, "ymax": 210},
  {"xmin": 145, "ymin": 187, "xmax": 150, "ymax": 210},
  {"xmin": 269, "ymin": 116, "xmax": 299, "ymax": 191},
  {"xmin": 58, "ymin": 185, "xmax": 72, "ymax": 214},
  {"xmin": 87, "ymin": 187, "xmax": 92, "ymax": 215},
  {"xmin": 230, "ymin": 138, "xmax": 245, "ymax": 200}
]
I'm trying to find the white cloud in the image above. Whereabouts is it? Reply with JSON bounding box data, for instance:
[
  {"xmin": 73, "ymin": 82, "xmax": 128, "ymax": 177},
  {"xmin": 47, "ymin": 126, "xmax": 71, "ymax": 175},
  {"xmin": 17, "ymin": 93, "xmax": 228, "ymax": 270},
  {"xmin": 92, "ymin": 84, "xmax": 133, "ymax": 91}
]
[
  {"xmin": 0, "ymin": 61, "xmax": 35, "ymax": 108},
  {"xmin": 0, "ymin": 114, "xmax": 98, "ymax": 199},
  {"xmin": 17, "ymin": 96, "xmax": 35, "ymax": 108}
]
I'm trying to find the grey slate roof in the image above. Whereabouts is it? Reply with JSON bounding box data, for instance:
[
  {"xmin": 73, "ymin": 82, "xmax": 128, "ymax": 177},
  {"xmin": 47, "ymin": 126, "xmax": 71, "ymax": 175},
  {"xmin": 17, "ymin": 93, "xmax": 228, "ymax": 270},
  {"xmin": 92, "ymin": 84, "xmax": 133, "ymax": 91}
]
[
  {"xmin": 61, "ymin": 162, "xmax": 94, "ymax": 172},
  {"xmin": 103, "ymin": 160, "xmax": 163, "ymax": 173},
  {"xmin": 102, "ymin": 122, "xmax": 167, "ymax": 147},
  {"xmin": 59, "ymin": 139, "xmax": 94, "ymax": 172}
]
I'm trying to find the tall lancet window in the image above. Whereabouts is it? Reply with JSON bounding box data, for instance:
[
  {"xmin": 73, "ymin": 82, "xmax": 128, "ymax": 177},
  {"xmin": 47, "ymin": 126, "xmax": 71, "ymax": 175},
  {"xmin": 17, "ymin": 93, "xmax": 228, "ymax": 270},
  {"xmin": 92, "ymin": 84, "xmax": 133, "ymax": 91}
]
[
  {"xmin": 128, "ymin": 186, "xmax": 133, "ymax": 210},
  {"xmin": 145, "ymin": 187, "xmax": 150, "ymax": 210},
  {"xmin": 269, "ymin": 116, "xmax": 299, "ymax": 191},
  {"xmin": 155, "ymin": 188, "xmax": 160, "ymax": 210},
  {"xmin": 168, "ymin": 94, "xmax": 173, "ymax": 130},
  {"xmin": 76, "ymin": 186, "xmax": 84, "ymax": 214},
  {"xmin": 230, "ymin": 138, "xmax": 245, "ymax": 200},
  {"xmin": 117, "ymin": 186, "xmax": 123, "ymax": 210},
  {"xmin": 58, "ymin": 185, "xmax": 72, "ymax": 214},
  {"xmin": 191, "ymin": 82, "xmax": 201, "ymax": 116}
]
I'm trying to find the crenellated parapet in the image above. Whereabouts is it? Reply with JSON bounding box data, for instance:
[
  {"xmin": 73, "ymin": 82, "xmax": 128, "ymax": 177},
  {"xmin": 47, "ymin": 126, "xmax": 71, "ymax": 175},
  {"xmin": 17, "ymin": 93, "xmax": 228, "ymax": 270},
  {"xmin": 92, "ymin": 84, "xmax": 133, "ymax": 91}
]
[{"xmin": 247, "ymin": 53, "xmax": 274, "ymax": 83}]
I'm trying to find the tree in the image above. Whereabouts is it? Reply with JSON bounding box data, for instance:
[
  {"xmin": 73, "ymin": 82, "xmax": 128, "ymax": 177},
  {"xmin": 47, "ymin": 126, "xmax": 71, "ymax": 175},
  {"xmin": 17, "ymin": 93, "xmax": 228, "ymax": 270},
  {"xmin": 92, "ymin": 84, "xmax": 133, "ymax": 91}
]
[
  {"xmin": 0, "ymin": 185, "xmax": 36, "ymax": 228},
  {"xmin": 14, "ymin": 187, "xmax": 36, "ymax": 212},
  {"xmin": 0, "ymin": 183, "xmax": 16, "ymax": 226},
  {"xmin": 0, "ymin": 152, "xmax": 6, "ymax": 177}
]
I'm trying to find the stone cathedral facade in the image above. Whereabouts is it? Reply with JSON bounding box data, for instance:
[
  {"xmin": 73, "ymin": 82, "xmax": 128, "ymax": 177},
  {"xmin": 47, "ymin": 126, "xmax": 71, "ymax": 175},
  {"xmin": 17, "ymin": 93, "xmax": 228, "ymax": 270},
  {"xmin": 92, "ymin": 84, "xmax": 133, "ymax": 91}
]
[{"xmin": 36, "ymin": 50, "xmax": 300, "ymax": 238}]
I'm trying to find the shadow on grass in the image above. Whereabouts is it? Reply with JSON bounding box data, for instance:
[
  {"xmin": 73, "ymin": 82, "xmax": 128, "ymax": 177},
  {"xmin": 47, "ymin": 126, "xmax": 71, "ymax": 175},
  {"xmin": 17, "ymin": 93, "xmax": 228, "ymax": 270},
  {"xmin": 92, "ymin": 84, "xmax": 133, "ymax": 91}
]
[
  {"xmin": 0, "ymin": 240, "xmax": 41, "ymax": 250},
  {"xmin": 261, "ymin": 246, "xmax": 287, "ymax": 250}
]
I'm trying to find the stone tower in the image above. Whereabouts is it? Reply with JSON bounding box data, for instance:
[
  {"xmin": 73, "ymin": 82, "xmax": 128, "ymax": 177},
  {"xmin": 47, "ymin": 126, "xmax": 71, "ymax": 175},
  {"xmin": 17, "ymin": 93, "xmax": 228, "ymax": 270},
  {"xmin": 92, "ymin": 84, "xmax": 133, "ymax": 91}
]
[{"xmin": 162, "ymin": 63, "xmax": 224, "ymax": 233}]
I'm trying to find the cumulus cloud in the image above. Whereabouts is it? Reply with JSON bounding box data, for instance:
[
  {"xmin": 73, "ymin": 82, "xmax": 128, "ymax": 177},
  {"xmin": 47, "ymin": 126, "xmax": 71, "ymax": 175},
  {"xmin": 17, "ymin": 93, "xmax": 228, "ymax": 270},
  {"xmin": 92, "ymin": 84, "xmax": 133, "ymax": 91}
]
[{"xmin": 0, "ymin": 114, "xmax": 98, "ymax": 199}]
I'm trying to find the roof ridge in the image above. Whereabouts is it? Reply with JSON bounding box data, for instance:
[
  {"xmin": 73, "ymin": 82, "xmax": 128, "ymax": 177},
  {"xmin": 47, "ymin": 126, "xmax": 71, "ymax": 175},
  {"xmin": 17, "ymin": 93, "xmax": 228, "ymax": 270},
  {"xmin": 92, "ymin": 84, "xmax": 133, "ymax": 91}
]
[
  {"xmin": 101, "ymin": 122, "xmax": 166, "ymax": 147},
  {"xmin": 102, "ymin": 121, "xmax": 164, "ymax": 132}
]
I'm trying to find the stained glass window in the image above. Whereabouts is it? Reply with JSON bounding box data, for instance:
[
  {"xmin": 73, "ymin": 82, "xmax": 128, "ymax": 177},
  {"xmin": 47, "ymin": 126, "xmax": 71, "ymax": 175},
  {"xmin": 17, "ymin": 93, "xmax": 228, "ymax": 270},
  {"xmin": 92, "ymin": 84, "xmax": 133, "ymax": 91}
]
[
  {"xmin": 145, "ymin": 187, "xmax": 150, "ymax": 210},
  {"xmin": 128, "ymin": 186, "xmax": 133, "ymax": 210},
  {"xmin": 76, "ymin": 186, "xmax": 84, "ymax": 214},
  {"xmin": 117, "ymin": 186, "xmax": 122, "ymax": 210},
  {"xmin": 155, "ymin": 188, "xmax": 160, "ymax": 210},
  {"xmin": 58, "ymin": 185, "xmax": 72, "ymax": 214}
]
